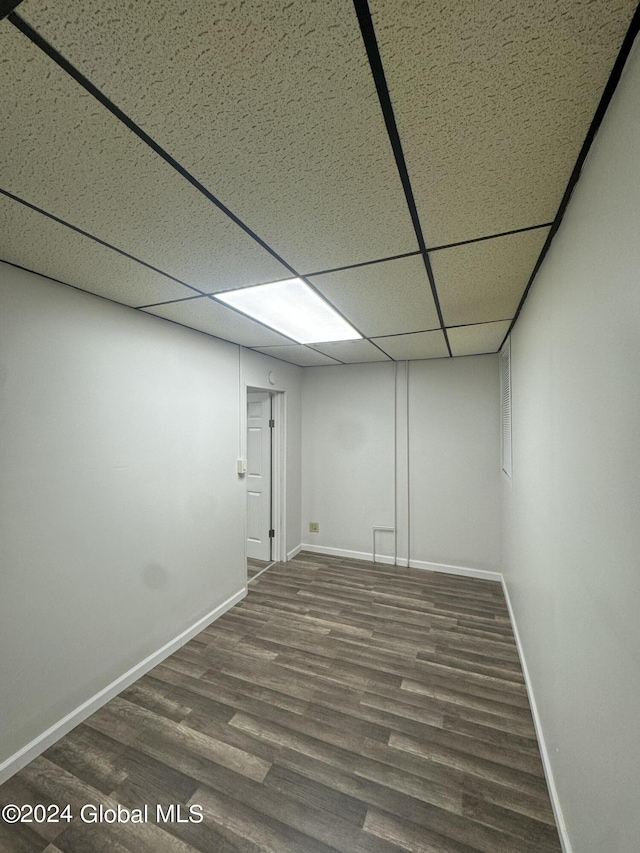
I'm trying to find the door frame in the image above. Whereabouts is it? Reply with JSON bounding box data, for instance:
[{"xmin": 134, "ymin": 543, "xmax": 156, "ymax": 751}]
[{"xmin": 243, "ymin": 385, "xmax": 287, "ymax": 565}]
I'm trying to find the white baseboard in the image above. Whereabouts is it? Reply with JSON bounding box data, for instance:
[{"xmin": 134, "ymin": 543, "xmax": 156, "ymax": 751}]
[
  {"xmin": 286, "ymin": 544, "xmax": 304, "ymax": 561},
  {"xmin": 299, "ymin": 543, "xmax": 395, "ymax": 565},
  {"xmin": 370, "ymin": 554, "xmax": 396, "ymax": 566},
  {"xmin": 299, "ymin": 545, "xmax": 500, "ymax": 577},
  {"xmin": 409, "ymin": 558, "xmax": 503, "ymax": 582},
  {"xmin": 501, "ymin": 578, "xmax": 572, "ymax": 853},
  {"xmin": 0, "ymin": 587, "xmax": 246, "ymax": 785}
]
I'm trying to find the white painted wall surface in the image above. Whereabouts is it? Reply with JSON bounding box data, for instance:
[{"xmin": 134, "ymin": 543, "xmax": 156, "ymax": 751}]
[
  {"xmin": 301, "ymin": 356, "xmax": 501, "ymax": 571},
  {"xmin": 409, "ymin": 355, "xmax": 501, "ymax": 572},
  {"xmin": 502, "ymin": 39, "xmax": 640, "ymax": 853},
  {"xmin": 0, "ymin": 264, "xmax": 300, "ymax": 770},
  {"xmin": 301, "ymin": 362, "xmax": 396, "ymax": 560}
]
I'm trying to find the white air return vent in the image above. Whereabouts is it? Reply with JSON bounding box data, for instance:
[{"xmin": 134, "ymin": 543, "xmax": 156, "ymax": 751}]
[{"xmin": 501, "ymin": 339, "xmax": 512, "ymax": 478}]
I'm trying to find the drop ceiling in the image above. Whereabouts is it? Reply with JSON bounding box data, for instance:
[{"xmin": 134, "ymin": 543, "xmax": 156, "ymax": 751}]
[{"xmin": 0, "ymin": 0, "xmax": 637, "ymax": 366}]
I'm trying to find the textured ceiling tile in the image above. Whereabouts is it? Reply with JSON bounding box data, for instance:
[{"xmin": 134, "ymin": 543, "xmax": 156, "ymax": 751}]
[
  {"xmin": 372, "ymin": 330, "xmax": 449, "ymax": 361},
  {"xmin": 312, "ymin": 339, "xmax": 391, "ymax": 363},
  {"xmin": 0, "ymin": 193, "xmax": 194, "ymax": 306},
  {"xmin": 448, "ymin": 321, "xmax": 511, "ymax": 356},
  {"xmin": 142, "ymin": 298, "xmax": 293, "ymax": 347},
  {"xmin": 308, "ymin": 255, "xmax": 439, "ymax": 337},
  {"xmin": 0, "ymin": 25, "xmax": 288, "ymax": 293},
  {"xmin": 19, "ymin": 0, "xmax": 418, "ymax": 271},
  {"xmin": 433, "ymin": 228, "xmax": 550, "ymax": 327},
  {"xmin": 371, "ymin": 0, "xmax": 637, "ymax": 244},
  {"xmin": 251, "ymin": 346, "xmax": 342, "ymax": 367}
]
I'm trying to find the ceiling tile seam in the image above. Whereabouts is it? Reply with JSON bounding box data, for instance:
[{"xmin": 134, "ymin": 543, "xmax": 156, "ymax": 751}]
[
  {"xmin": 362, "ymin": 338, "xmax": 397, "ymax": 361},
  {"xmin": 366, "ymin": 338, "xmax": 399, "ymax": 361},
  {"xmin": 307, "ymin": 344, "xmax": 389, "ymax": 363},
  {"xmin": 499, "ymin": 3, "xmax": 640, "ymax": 351},
  {"xmin": 352, "ymin": 0, "xmax": 451, "ymax": 357},
  {"xmin": 298, "ymin": 346, "xmax": 346, "ymax": 365},
  {"xmin": 252, "ymin": 352, "xmax": 314, "ymax": 368},
  {"xmin": 134, "ymin": 301, "xmax": 510, "ymax": 337},
  {"xmin": 136, "ymin": 294, "xmax": 208, "ymax": 309},
  {"xmin": 427, "ymin": 222, "xmax": 554, "ymax": 254},
  {"xmin": 6, "ymin": 12, "xmax": 301, "ymax": 282},
  {"xmin": 364, "ymin": 320, "xmax": 513, "ymax": 341},
  {"xmin": 7, "ymin": 11, "xmax": 374, "ymax": 346},
  {"xmin": 0, "ymin": 188, "xmax": 352, "ymax": 348},
  {"xmin": 302, "ymin": 221, "xmax": 553, "ymax": 279},
  {"xmin": 137, "ymin": 310, "xmax": 282, "ymax": 351},
  {"xmin": 370, "ymin": 327, "xmax": 440, "ymax": 340},
  {"xmin": 0, "ymin": 0, "xmax": 23, "ymax": 21},
  {"xmin": 447, "ymin": 319, "xmax": 512, "ymax": 329},
  {"xmin": 248, "ymin": 346, "xmax": 344, "ymax": 367},
  {"xmin": 304, "ymin": 249, "xmax": 422, "ymax": 278},
  {"xmin": 0, "ymin": 187, "xmax": 205, "ymax": 297},
  {"xmin": 0, "ymin": 256, "xmax": 86, "ymax": 292},
  {"xmin": 0, "ymin": 256, "xmax": 171, "ymax": 316},
  {"xmin": 138, "ymin": 276, "xmax": 304, "ymax": 310},
  {"xmin": 0, "ymin": 254, "xmax": 300, "ymax": 352}
]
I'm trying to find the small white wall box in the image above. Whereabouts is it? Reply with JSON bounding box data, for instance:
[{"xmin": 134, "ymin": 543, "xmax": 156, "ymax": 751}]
[{"xmin": 237, "ymin": 459, "xmax": 247, "ymax": 474}]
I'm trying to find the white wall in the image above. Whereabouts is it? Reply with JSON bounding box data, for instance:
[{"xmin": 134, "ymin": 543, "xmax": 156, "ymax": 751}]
[
  {"xmin": 502, "ymin": 39, "xmax": 640, "ymax": 853},
  {"xmin": 409, "ymin": 356, "xmax": 501, "ymax": 572},
  {"xmin": 302, "ymin": 362, "xmax": 396, "ymax": 559},
  {"xmin": 0, "ymin": 264, "xmax": 301, "ymax": 773},
  {"xmin": 301, "ymin": 356, "xmax": 501, "ymax": 572}
]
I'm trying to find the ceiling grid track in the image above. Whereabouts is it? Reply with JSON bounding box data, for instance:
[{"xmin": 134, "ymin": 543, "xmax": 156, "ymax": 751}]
[
  {"xmin": 5, "ymin": 8, "xmax": 377, "ymax": 360},
  {"xmin": 0, "ymin": 255, "xmax": 308, "ymax": 358},
  {"xmin": 352, "ymin": 0, "xmax": 452, "ymax": 357},
  {"xmin": 303, "ymin": 219, "xmax": 554, "ymax": 279},
  {"xmin": 427, "ymin": 222, "xmax": 554, "ymax": 255},
  {"xmin": 499, "ymin": 1, "xmax": 640, "ymax": 350},
  {"xmin": 0, "ymin": 0, "xmax": 22, "ymax": 20},
  {"xmin": 2, "ymin": 2, "xmax": 637, "ymax": 364},
  {"xmin": 6, "ymin": 11, "xmax": 299, "ymax": 281},
  {"xmin": 0, "ymin": 187, "xmax": 206, "ymax": 297},
  {"xmin": 0, "ymin": 189, "xmax": 304, "ymax": 345}
]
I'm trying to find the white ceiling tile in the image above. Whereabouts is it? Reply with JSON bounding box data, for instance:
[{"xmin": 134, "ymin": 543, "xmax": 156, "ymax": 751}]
[
  {"xmin": 251, "ymin": 346, "xmax": 341, "ymax": 367},
  {"xmin": 372, "ymin": 331, "xmax": 449, "ymax": 361},
  {"xmin": 0, "ymin": 192, "xmax": 194, "ymax": 306},
  {"xmin": 308, "ymin": 255, "xmax": 439, "ymax": 337},
  {"xmin": 312, "ymin": 339, "xmax": 391, "ymax": 363},
  {"xmin": 0, "ymin": 25, "xmax": 288, "ymax": 294},
  {"xmin": 142, "ymin": 298, "xmax": 293, "ymax": 347},
  {"xmin": 18, "ymin": 0, "xmax": 418, "ymax": 272},
  {"xmin": 432, "ymin": 228, "xmax": 550, "ymax": 327},
  {"xmin": 448, "ymin": 321, "xmax": 511, "ymax": 357},
  {"xmin": 371, "ymin": 0, "xmax": 637, "ymax": 244}
]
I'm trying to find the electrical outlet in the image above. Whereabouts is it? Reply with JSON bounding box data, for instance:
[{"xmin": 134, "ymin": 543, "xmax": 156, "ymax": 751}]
[{"xmin": 309, "ymin": 522, "xmax": 319, "ymax": 533}]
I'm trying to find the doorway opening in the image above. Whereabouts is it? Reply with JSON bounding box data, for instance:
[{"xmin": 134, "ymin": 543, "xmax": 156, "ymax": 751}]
[{"xmin": 245, "ymin": 387, "xmax": 284, "ymax": 583}]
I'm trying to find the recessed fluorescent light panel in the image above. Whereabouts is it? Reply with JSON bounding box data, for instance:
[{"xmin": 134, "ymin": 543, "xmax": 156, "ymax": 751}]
[{"xmin": 216, "ymin": 278, "xmax": 362, "ymax": 344}]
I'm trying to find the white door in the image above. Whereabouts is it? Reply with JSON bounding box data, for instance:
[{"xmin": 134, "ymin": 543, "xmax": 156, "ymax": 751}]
[{"xmin": 246, "ymin": 391, "xmax": 272, "ymax": 561}]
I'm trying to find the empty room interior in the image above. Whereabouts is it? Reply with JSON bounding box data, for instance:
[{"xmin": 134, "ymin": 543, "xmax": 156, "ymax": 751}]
[{"xmin": 1, "ymin": 1, "xmax": 639, "ymax": 852}]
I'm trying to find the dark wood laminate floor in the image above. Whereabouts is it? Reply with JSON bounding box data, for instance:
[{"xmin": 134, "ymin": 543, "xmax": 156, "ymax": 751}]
[
  {"xmin": 247, "ymin": 558, "xmax": 273, "ymax": 581},
  {"xmin": 0, "ymin": 553, "xmax": 562, "ymax": 852}
]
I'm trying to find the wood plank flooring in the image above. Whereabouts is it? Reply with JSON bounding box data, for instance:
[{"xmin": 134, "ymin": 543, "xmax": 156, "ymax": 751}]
[
  {"xmin": 247, "ymin": 558, "xmax": 273, "ymax": 581},
  {"xmin": 0, "ymin": 553, "xmax": 562, "ymax": 852}
]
